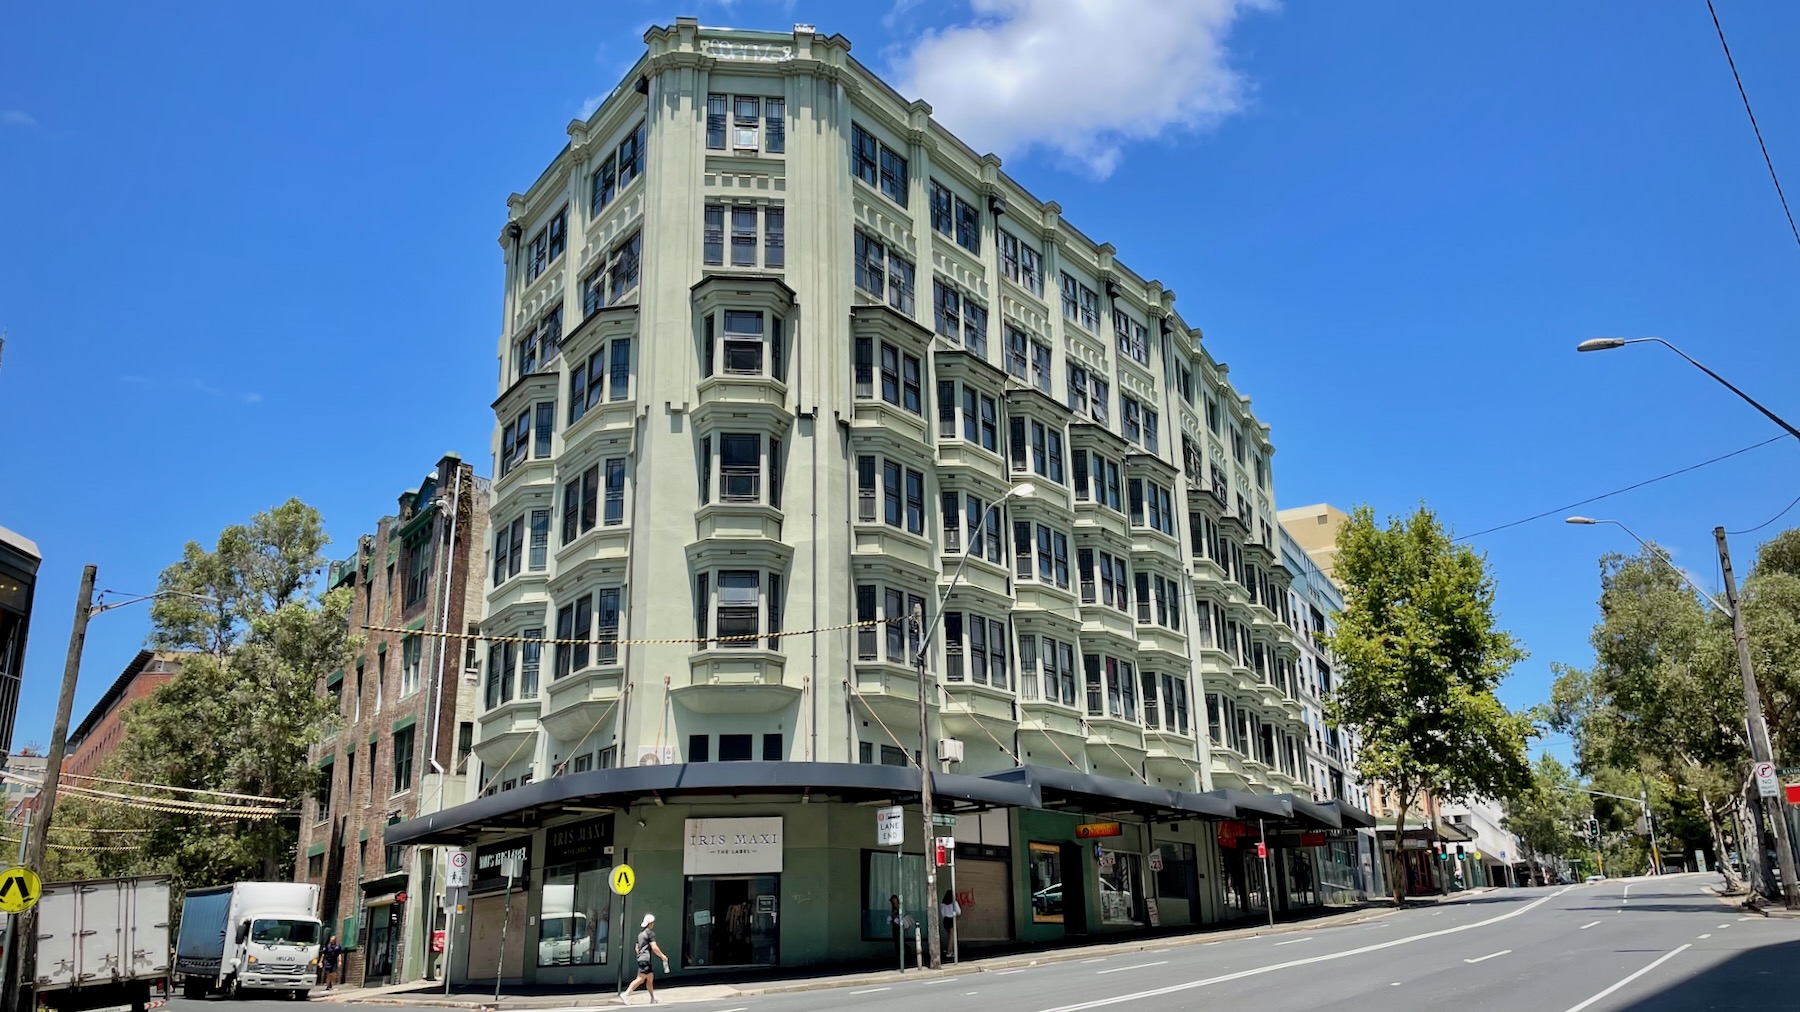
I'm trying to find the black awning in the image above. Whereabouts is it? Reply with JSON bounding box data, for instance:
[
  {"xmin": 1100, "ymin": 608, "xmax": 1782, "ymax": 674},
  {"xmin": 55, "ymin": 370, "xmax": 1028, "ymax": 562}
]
[
  {"xmin": 359, "ymin": 873, "xmax": 408, "ymax": 896},
  {"xmin": 1276, "ymin": 794, "xmax": 1342, "ymax": 831},
  {"xmin": 1329, "ymin": 799, "xmax": 1377, "ymax": 829},
  {"xmin": 1206, "ymin": 789, "xmax": 1292, "ymax": 820},
  {"xmin": 983, "ymin": 765, "xmax": 1231, "ymax": 821},
  {"xmin": 386, "ymin": 761, "xmax": 1034, "ymax": 848}
]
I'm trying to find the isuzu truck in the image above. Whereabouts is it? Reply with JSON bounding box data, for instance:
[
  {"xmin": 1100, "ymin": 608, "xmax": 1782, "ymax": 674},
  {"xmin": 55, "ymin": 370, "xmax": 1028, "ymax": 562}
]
[{"xmin": 174, "ymin": 882, "xmax": 321, "ymax": 1000}]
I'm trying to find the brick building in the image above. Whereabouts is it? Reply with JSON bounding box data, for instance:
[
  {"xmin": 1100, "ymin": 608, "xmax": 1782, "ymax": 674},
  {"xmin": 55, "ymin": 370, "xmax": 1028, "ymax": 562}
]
[
  {"xmin": 65, "ymin": 650, "xmax": 186, "ymax": 782},
  {"xmin": 295, "ymin": 454, "xmax": 487, "ymax": 987}
]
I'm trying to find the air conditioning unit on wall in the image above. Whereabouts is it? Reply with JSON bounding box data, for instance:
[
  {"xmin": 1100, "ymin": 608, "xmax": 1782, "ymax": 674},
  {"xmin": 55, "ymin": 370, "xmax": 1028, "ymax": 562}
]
[{"xmin": 937, "ymin": 738, "xmax": 964, "ymax": 764}]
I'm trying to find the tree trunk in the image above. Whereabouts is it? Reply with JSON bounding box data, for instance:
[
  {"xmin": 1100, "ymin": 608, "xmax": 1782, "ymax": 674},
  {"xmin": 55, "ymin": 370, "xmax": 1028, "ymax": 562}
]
[
  {"xmin": 1701, "ymin": 792, "xmax": 1746, "ymax": 893},
  {"xmin": 1388, "ymin": 786, "xmax": 1413, "ymax": 907}
]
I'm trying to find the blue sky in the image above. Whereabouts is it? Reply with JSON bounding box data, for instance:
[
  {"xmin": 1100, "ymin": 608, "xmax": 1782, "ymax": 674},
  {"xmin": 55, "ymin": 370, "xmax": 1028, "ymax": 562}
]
[{"xmin": 3, "ymin": 1, "xmax": 1797, "ymax": 761}]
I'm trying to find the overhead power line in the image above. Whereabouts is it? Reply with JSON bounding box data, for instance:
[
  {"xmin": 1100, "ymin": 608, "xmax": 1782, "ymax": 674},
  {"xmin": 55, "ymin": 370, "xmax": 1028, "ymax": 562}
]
[
  {"xmin": 1706, "ymin": 0, "xmax": 1800, "ymax": 254},
  {"xmin": 1458, "ymin": 435, "xmax": 1787, "ymax": 541},
  {"xmin": 1727, "ymin": 491, "xmax": 1800, "ymax": 536}
]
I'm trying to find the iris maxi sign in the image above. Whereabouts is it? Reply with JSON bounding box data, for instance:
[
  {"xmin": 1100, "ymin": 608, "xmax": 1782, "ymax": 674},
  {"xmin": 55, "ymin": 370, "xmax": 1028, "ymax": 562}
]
[{"xmin": 683, "ymin": 817, "xmax": 784, "ymax": 876}]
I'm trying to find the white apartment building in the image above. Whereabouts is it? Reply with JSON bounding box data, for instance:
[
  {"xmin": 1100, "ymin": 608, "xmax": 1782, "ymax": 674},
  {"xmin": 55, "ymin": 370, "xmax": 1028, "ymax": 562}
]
[{"xmin": 389, "ymin": 19, "xmax": 1371, "ymax": 983}]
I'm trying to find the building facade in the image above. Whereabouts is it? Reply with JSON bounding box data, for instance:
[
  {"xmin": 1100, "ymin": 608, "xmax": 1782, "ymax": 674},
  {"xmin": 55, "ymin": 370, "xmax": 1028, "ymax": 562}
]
[
  {"xmin": 1, "ymin": 751, "xmax": 45, "ymax": 823},
  {"xmin": 1441, "ymin": 797, "xmax": 1520, "ymax": 888},
  {"xmin": 0, "ymin": 525, "xmax": 41, "ymax": 758},
  {"xmin": 388, "ymin": 19, "xmax": 1370, "ymax": 985},
  {"xmin": 1279, "ymin": 523, "xmax": 1383, "ymax": 902},
  {"xmin": 295, "ymin": 454, "xmax": 488, "ymax": 987},
  {"xmin": 1275, "ymin": 503, "xmax": 1349, "ymax": 584},
  {"xmin": 65, "ymin": 650, "xmax": 185, "ymax": 782}
]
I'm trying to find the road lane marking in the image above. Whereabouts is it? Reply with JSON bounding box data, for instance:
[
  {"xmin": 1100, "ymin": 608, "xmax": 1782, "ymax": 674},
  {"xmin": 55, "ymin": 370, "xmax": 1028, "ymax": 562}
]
[
  {"xmin": 1697, "ymin": 933, "xmax": 1711, "ymax": 939},
  {"xmin": 1718, "ymin": 924, "xmax": 1730, "ymax": 929},
  {"xmin": 1558, "ymin": 944, "xmax": 1691, "ymax": 1012},
  {"xmin": 922, "ymin": 977, "xmax": 965, "ymax": 984},
  {"xmin": 997, "ymin": 969, "xmax": 1030, "ymax": 975},
  {"xmin": 1081, "ymin": 957, "xmax": 1107, "ymax": 964},
  {"xmin": 1096, "ymin": 961, "xmax": 1168, "ymax": 975},
  {"xmin": 1579, "ymin": 921, "xmax": 1601, "ymax": 930},
  {"xmin": 1464, "ymin": 949, "xmax": 1511, "ymax": 964},
  {"xmin": 851, "ymin": 987, "xmax": 892, "ymax": 994},
  {"xmin": 1032, "ymin": 890, "xmax": 1568, "ymax": 1011},
  {"xmin": 1272, "ymin": 937, "xmax": 1314, "ymax": 946}
]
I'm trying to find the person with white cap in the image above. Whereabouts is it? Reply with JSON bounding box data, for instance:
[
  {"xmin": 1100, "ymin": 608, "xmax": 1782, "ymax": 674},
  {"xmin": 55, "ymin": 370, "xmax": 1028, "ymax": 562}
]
[{"xmin": 620, "ymin": 912, "xmax": 669, "ymax": 1004}]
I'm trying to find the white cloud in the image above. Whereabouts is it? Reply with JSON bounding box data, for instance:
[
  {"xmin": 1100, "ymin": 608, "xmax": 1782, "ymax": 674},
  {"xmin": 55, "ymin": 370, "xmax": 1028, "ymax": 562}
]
[
  {"xmin": 1, "ymin": 110, "xmax": 36, "ymax": 128},
  {"xmin": 890, "ymin": 0, "xmax": 1273, "ymax": 177}
]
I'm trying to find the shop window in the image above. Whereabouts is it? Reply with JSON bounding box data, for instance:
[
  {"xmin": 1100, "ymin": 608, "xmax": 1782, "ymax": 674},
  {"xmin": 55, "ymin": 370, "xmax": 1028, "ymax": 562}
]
[
  {"xmin": 683, "ymin": 874, "xmax": 781, "ymax": 967},
  {"xmin": 1097, "ymin": 850, "xmax": 1144, "ymax": 925},
  {"xmin": 718, "ymin": 734, "xmax": 753, "ymax": 762},
  {"xmin": 1028, "ymin": 842, "xmax": 1063, "ymax": 923},
  {"xmin": 862, "ymin": 850, "xmax": 929, "ymax": 940},
  {"xmin": 539, "ymin": 816, "xmax": 614, "ymax": 967}
]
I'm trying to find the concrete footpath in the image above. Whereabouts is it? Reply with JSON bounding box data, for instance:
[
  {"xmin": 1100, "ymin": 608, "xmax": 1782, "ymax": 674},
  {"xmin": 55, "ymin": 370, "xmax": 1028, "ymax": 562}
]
[{"xmin": 319, "ymin": 890, "xmax": 1504, "ymax": 1008}]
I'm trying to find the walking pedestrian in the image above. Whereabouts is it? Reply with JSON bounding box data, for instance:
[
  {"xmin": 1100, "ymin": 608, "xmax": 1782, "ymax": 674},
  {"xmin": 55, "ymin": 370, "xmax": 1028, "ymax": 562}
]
[
  {"xmin": 940, "ymin": 890, "xmax": 962, "ymax": 962},
  {"xmin": 889, "ymin": 894, "xmax": 908, "ymax": 967},
  {"xmin": 319, "ymin": 933, "xmax": 344, "ymax": 991},
  {"xmin": 620, "ymin": 913, "xmax": 669, "ymax": 1005}
]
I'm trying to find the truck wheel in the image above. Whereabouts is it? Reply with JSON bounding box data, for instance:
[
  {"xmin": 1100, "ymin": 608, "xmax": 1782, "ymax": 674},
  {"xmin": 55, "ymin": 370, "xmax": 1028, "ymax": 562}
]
[{"xmin": 183, "ymin": 978, "xmax": 206, "ymax": 1001}]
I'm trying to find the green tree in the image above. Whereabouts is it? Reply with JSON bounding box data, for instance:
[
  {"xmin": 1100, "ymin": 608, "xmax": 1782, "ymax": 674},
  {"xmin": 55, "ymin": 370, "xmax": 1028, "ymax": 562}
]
[
  {"xmin": 1502, "ymin": 755, "xmax": 1586, "ymax": 881},
  {"xmin": 1547, "ymin": 545, "xmax": 1753, "ymax": 889},
  {"xmin": 1322, "ymin": 504, "xmax": 1536, "ymax": 903},
  {"xmin": 95, "ymin": 499, "xmax": 354, "ymax": 887}
]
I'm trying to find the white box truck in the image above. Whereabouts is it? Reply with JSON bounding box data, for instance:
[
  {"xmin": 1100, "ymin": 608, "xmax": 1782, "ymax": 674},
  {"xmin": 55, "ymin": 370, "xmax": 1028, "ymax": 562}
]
[
  {"xmin": 34, "ymin": 876, "xmax": 172, "ymax": 1012},
  {"xmin": 174, "ymin": 882, "xmax": 321, "ymax": 1000}
]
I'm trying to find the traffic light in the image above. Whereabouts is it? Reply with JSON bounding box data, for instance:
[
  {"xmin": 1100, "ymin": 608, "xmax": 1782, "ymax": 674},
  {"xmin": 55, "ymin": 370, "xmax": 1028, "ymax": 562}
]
[
  {"xmin": 1455, "ymin": 844, "xmax": 1466, "ymax": 860},
  {"xmin": 1587, "ymin": 817, "xmax": 1600, "ymax": 840}
]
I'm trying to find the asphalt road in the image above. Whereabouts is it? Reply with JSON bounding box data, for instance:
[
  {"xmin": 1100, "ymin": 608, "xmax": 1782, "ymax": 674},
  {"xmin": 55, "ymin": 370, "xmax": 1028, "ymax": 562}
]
[
  {"xmin": 159, "ymin": 874, "xmax": 1795, "ymax": 1011},
  {"xmin": 718, "ymin": 873, "xmax": 1795, "ymax": 1012}
]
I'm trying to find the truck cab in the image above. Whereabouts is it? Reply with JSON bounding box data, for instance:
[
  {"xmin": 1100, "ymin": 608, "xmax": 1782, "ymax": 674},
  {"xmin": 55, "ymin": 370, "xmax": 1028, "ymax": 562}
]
[{"xmin": 231, "ymin": 913, "xmax": 322, "ymax": 996}]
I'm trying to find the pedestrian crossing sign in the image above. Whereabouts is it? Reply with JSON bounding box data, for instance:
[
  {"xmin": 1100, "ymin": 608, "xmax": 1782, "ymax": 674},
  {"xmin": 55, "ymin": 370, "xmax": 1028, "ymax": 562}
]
[{"xmin": 0, "ymin": 867, "xmax": 40, "ymax": 914}]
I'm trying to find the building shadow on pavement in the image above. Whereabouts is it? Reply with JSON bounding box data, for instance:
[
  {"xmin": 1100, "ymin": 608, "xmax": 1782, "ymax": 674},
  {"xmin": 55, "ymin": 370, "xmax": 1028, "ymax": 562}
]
[{"xmin": 1611, "ymin": 940, "xmax": 1799, "ymax": 1011}]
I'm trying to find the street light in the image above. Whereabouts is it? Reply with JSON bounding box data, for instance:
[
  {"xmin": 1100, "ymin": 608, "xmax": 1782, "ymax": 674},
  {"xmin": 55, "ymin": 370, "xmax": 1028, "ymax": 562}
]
[
  {"xmin": 910, "ymin": 480, "xmax": 1034, "ymax": 970},
  {"xmin": 1563, "ymin": 518, "xmax": 1729, "ymax": 614},
  {"xmin": 1565, "ymin": 517, "xmax": 1799, "ymax": 905},
  {"xmin": 1576, "ymin": 337, "xmax": 1800, "ymax": 443}
]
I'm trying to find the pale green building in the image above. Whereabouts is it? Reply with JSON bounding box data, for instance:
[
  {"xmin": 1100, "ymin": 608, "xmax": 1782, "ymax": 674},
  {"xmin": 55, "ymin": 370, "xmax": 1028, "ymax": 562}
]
[{"xmin": 389, "ymin": 17, "xmax": 1371, "ymax": 985}]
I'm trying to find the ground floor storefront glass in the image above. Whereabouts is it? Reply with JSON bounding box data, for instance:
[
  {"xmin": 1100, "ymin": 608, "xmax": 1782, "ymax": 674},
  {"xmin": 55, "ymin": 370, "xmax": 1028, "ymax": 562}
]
[
  {"xmin": 1097, "ymin": 849, "xmax": 1145, "ymax": 926},
  {"xmin": 1280, "ymin": 846, "xmax": 1318, "ymax": 908},
  {"xmin": 1151, "ymin": 841, "xmax": 1200, "ymax": 926},
  {"xmin": 1217, "ymin": 823, "xmax": 1269, "ymax": 920},
  {"xmin": 684, "ymin": 874, "xmax": 779, "ymax": 968},
  {"xmin": 539, "ymin": 816, "xmax": 613, "ymax": 968}
]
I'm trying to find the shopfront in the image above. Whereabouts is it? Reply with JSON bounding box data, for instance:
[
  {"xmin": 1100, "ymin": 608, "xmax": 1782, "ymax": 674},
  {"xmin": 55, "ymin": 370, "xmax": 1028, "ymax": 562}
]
[
  {"xmin": 946, "ymin": 809, "xmax": 1014, "ymax": 945},
  {"xmin": 681, "ymin": 817, "xmax": 781, "ymax": 969},
  {"xmin": 467, "ymin": 836, "xmax": 531, "ymax": 979},
  {"xmin": 539, "ymin": 816, "xmax": 613, "ymax": 969}
]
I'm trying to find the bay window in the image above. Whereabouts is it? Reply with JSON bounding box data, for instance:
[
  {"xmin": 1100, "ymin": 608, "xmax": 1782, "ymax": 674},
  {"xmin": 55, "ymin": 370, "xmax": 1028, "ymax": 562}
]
[
  {"xmin": 854, "ymin": 336, "xmax": 922, "ymax": 416},
  {"xmin": 944, "ymin": 613, "xmax": 1008, "ymax": 689},
  {"xmin": 568, "ymin": 335, "xmax": 634, "ymax": 424},
  {"xmin": 1013, "ymin": 522, "xmax": 1070, "ymax": 589}
]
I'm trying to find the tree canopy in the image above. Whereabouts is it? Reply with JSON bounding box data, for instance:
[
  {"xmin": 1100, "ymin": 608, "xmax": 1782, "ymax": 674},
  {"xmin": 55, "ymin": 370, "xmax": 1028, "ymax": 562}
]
[
  {"xmin": 1322, "ymin": 504, "xmax": 1536, "ymax": 901},
  {"xmin": 50, "ymin": 500, "xmax": 353, "ymax": 888}
]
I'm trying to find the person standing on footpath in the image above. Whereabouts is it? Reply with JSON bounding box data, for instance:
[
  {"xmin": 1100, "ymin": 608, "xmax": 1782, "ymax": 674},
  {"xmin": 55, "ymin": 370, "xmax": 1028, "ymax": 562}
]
[
  {"xmin": 940, "ymin": 890, "xmax": 962, "ymax": 963},
  {"xmin": 318, "ymin": 933, "xmax": 344, "ymax": 991},
  {"xmin": 620, "ymin": 913, "xmax": 670, "ymax": 1005}
]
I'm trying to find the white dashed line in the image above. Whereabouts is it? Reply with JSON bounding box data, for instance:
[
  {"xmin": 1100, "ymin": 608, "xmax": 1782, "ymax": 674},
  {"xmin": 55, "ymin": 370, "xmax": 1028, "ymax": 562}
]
[
  {"xmin": 1081, "ymin": 957, "xmax": 1107, "ymax": 964},
  {"xmin": 1718, "ymin": 924, "xmax": 1730, "ymax": 929},
  {"xmin": 1579, "ymin": 920, "xmax": 1601, "ymax": 930},
  {"xmin": 1697, "ymin": 933, "xmax": 1711, "ymax": 939},
  {"xmin": 851, "ymin": 987, "xmax": 892, "ymax": 994},
  {"xmin": 1464, "ymin": 949, "xmax": 1511, "ymax": 964},
  {"xmin": 1097, "ymin": 961, "xmax": 1169, "ymax": 975},
  {"xmin": 1559, "ymin": 945, "xmax": 1691, "ymax": 1012},
  {"xmin": 922, "ymin": 977, "xmax": 964, "ymax": 984},
  {"xmin": 997, "ymin": 968, "xmax": 1030, "ymax": 975},
  {"xmin": 1273, "ymin": 937, "xmax": 1314, "ymax": 946}
]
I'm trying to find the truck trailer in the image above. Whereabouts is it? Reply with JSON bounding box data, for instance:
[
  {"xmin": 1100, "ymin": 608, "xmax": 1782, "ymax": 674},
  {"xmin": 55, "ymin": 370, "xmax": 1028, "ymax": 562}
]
[{"xmin": 34, "ymin": 876, "xmax": 172, "ymax": 1012}]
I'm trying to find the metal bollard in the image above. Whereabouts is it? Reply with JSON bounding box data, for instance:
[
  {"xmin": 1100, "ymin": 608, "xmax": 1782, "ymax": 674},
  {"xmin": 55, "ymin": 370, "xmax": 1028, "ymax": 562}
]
[{"xmin": 915, "ymin": 925, "xmax": 923, "ymax": 970}]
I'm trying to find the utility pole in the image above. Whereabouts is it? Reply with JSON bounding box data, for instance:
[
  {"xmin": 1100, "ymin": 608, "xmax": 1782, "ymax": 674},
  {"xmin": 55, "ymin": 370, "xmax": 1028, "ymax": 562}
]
[
  {"xmin": 1640, "ymin": 775, "xmax": 1662, "ymax": 875},
  {"xmin": 910, "ymin": 604, "xmax": 942, "ymax": 970},
  {"xmin": 1714, "ymin": 528, "xmax": 1799, "ymax": 908},
  {"xmin": 5, "ymin": 565, "xmax": 95, "ymax": 1012}
]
